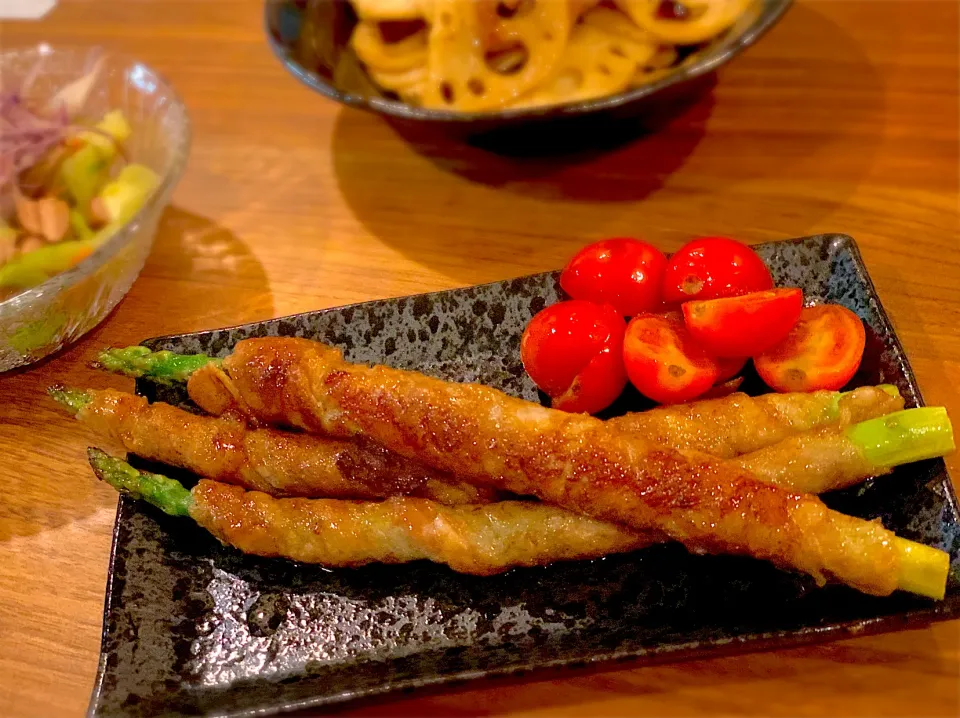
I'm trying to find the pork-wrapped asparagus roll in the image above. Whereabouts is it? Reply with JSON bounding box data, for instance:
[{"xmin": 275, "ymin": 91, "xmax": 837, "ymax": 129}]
[
  {"xmin": 87, "ymin": 449, "xmax": 658, "ymax": 574},
  {"xmin": 179, "ymin": 337, "xmax": 947, "ymax": 599},
  {"xmin": 51, "ymin": 387, "xmax": 496, "ymax": 505},
  {"xmin": 95, "ymin": 346, "xmax": 904, "ymax": 457},
  {"xmin": 52, "ymin": 388, "xmax": 950, "ymax": 499},
  {"xmin": 609, "ymin": 386, "xmax": 905, "ymax": 458},
  {"xmin": 57, "ymin": 386, "xmax": 952, "ymax": 587}
]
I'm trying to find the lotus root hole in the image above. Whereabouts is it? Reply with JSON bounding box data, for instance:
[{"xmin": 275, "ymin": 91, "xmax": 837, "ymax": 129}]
[
  {"xmin": 439, "ymin": 82, "xmax": 455, "ymax": 104},
  {"xmin": 486, "ymin": 43, "xmax": 528, "ymax": 76},
  {"xmin": 467, "ymin": 78, "xmax": 486, "ymax": 96}
]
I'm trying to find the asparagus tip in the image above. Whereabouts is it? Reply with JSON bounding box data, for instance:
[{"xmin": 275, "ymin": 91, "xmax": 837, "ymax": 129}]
[
  {"xmin": 87, "ymin": 447, "xmax": 193, "ymax": 517},
  {"xmin": 48, "ymin": 385, "xmax": 92, "ymax": 415},
  {"xmin": 93, "ymin": 345, "xmax": 152, "ymax": 376},
  {"xmin": 93, "ymin": 345, "xmax": 218, "ymax": 384}
]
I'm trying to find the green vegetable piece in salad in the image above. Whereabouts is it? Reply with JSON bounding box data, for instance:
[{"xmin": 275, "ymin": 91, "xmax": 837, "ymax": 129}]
[
  {"xmin": 95, "ymin": 163, "xmax": 160, "ymax": 226},
  {"xmin": 69, "ymin": 209, "xmax": 95, "ymax": 241},
  {"xmin": 0, "ymin": 238, "xmax": 97, "ymax": 289},
  {"xmin": 59, "ymin": 110, "xmax": 133, "ymax": 212},
  {"xmin": 78, "ymin": 110, "xmax": 132, "ymax": 156},
  {"xmin": 61, "ymin": 144, "xmax": 111, "ymax": 212}
]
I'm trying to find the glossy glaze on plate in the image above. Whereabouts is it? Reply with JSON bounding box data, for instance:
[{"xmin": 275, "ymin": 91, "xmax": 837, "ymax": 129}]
[
  {"xmin": 88, "ymin": 234, "xmax": 960, "ymax": 718},
  {"xmin": 263, "ymin": 0, "xmax": 793, "ymax": 133}
]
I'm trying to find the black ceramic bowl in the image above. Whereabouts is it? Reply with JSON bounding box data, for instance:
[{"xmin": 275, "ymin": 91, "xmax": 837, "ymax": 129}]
[{"xmin": 264, "ymin": 0, "xmax": 793, "ymax": 136}]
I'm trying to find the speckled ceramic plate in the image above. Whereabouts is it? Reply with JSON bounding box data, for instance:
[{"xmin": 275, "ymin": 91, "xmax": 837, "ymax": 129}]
[{"xmin": 89, "ymin": 234, "xmax": 960, "ymax": 718}]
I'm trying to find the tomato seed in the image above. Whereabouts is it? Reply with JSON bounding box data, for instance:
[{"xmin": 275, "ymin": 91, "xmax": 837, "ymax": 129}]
[
  {"xmin": 785, "ymin": 368, "xmax": 806, "ymax": 383},
  {"xmin": 681, "ymin": 275, "xmax": 704, "ymax": 295}
]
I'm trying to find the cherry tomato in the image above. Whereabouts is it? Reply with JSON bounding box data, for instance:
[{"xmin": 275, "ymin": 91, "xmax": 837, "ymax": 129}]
[
  {"xmin": 521, "ymin": 300, "xmax": 628, "ymax": 414},
  {"xmin": 623, "ymin": 313, "xmax": 721, "ymax": 404},
  {"xmin": 755, "ymin": 304, "xmax": 866, "ymax": 392},
  {"xmin": 681, "ymin": 288, "xmax": 803, "ymax": 357},
  {"xmin": 716, "ymin": 356, "xmax": 748, "ymax": 383},
  {"xmin": 663, "ymin": 236, "xmax": 773, "ymax": 304},
  {"xmin": 560, "ymin": 238, "xmax": 668, "ymax": 316},
  {"xmin": 700, "ymin": 376, "xmax": 745, "ymax": 400}
]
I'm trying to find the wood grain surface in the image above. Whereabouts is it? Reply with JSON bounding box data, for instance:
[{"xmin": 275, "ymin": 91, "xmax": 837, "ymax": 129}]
[{"xmin": 1, "ymin": 1, "xmax": 958, "ymax": 716}]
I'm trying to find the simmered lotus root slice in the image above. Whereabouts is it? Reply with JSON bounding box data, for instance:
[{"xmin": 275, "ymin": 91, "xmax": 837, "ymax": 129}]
[
  {"xmin": 630, "ymin": 44, "xmax": 679, "ymax": 87},
  {"xmin": 423, "ymin": 0, "xmax": 572, "ymax": 111},
  {"xmin": 352, "ymin": 21, "xmax": 428, "ymax": 73},
  {"xmin": 580, "ymin": 6, "xmax": 658, "ymax": 57},
  {"xmin": 513, "ymin": 21, "xmax": 656, "ymax": 108},
  {"xmin": 615, "ymin": 0, "xmax": 751, "ymax": 45},
  {"xmin": 352, "ymin": 0, "xmax": 432, "ymax": 21},
  {"xmin": 369, "ymin": 65, "xmax": 428, "ymax": 103}
]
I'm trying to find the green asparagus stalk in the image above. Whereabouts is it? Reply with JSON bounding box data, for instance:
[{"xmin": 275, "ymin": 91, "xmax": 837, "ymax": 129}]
[
  {"xmin": 88, "ymin": 447, "xmax": 192, "ymax": 517},
  {"xmin": 94, "ymin": 346, "xmax": 220, "ymax": 385},
  {"xmin": 848, "ymin": 407, "xmax": 955, "ymax": 468}
]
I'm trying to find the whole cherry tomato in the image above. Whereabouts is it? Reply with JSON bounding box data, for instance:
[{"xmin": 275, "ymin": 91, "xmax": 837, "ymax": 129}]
[
  {"xmin": 560, "ymin": 238, "xmax": 668, "ymax": 316},
  {"xmin": 623, "ymin": 313, "xmax": 721, "ymax": 404},
  {"xmin": 520, "ymin": 300, "xmax": 628, "ymax": 414},
  {"xmin": 755, "ymin": 304, "xmax": 866, "ymax": 392},
  {"xmin": 663, "ymin": 236, "xmax": 773, "ymax": 304},
  {"xmin": 681, "ymin": 288, "xmax": 804, "ymax": 357}
]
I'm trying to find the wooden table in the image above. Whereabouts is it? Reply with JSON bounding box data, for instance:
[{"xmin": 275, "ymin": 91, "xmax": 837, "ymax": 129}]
[{"xmin": 2, "ymin": 1, "xmax": 958, "ymax": 715}]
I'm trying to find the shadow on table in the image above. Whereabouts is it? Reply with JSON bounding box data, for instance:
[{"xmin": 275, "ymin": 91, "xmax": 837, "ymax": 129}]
[
  {"xmin": 331, "ymin": 2, "xmax": 884, "ymax": 283},
  {"xmin": 0, "ymin": 207, "xmax": 272, "ymax": 543},
  {"xmin": 136, "ymin": 206, "xmax": 276, "ymax": 329}
]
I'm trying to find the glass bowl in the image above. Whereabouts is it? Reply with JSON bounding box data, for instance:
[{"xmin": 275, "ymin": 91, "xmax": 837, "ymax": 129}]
[{"xmin": 0, "ymin": 44, "xmax": 191, "ymax": 371}]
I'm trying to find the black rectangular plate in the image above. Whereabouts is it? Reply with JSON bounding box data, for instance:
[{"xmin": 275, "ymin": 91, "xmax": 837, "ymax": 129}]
[{"xmin": 89, "ymin": 234, "xmax": 960, "ymax": 717}]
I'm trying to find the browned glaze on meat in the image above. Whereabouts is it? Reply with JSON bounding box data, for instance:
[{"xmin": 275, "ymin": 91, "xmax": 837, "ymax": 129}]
[
  {"xmin": 187, "ymin": 351, "xmax": 894, "ymax": 496},
  {"xmin": 189, "ymin": 337, "xmax": 901, "ymax": 596},
  {"xmin": 190, "ymin": 481, "xmax": 657, "ymax": 574},
  {"xmin": 607, "ymin": 388, "xmax": 904, "ymax": 458},
  {"xmin": 76, "ymin": 388, "xmax": 497, "ymax": 504}
]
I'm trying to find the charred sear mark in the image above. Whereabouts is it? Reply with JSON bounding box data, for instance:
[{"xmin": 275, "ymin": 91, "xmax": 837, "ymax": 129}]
[{"xmin": 335, "ymin": 439, "xmax": 429, "ymax": 496}]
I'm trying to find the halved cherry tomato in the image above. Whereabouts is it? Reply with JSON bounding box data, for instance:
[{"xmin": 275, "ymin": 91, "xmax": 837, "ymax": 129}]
[
  {"xmin": 623, "ymin": 313, "xmax": 721, "ymax": 404},
  {"xmin": 560, "ymin": 238, "xmax": 668, "ymax": 316},
  {"xmin": 663, "ymin": 236, "xmax": 773, "ymax": 304},
  {"xmin": 681, "ymin": 288, "xmax": 803, "ymax": 357},
  {"xmin": 755, "ymin": 304, "xmax": 866, "ymax": 392},
  {"xmin": 521, "ymin": 300, "xmax": 628, "ymax": 414}
]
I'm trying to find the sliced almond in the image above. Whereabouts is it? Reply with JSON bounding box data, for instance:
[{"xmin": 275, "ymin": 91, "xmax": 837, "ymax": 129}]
[
  {"xmin": 37, "ymin": 196, "xmax": 70, "ymax": 242},
  {"xmin": 89, "ymin": 197, "xmax": 109, "ymax": 228},
  {"xmin": 14, "ymin": 190, "xmax": 43, "ymax": 236}
]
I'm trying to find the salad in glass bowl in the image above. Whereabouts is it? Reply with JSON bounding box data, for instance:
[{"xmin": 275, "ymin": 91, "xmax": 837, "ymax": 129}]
[{"xmin": 0, "ymin": 44, "xmax": 190, "ymax": 371}]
